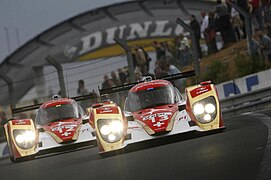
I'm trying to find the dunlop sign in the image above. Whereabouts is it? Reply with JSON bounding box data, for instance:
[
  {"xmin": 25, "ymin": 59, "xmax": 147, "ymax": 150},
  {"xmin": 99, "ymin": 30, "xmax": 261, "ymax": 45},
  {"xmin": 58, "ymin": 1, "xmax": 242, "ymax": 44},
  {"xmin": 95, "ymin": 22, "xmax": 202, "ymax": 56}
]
[{"xmin": 72, "ymin": 20, "xmax": 186, "ymax": 61}]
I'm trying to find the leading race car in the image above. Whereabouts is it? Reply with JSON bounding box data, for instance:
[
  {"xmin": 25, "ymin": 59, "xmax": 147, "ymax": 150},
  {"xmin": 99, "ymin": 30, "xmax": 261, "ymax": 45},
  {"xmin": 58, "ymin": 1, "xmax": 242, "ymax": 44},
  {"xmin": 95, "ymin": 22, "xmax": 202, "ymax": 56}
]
[
  {"xmin": 3, "ymin": 96, "xmax": 96, "ymax": 162},
  {"xmin": 91, "ymin": 70, "xmax": 225, "ymax": 155}
]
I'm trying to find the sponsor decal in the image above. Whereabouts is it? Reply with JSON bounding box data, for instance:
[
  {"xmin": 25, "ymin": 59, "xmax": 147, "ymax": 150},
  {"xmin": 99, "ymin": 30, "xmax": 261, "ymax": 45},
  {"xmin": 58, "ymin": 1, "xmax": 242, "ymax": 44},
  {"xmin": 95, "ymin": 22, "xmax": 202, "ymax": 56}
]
[
  {"xmin": 178, "ymin": 115, "xmax": 187, "ymax": 121},
  {"xmin": 96, "ymin": 107, "xmax": 119, "ymax": 114},
  {"xmin": 153, "ymin": 121, "xmax": 165, "ymax": 128},
  {"xmin": 51, "ymin": 122, "xmax": 77, "ymax": 137},
  {"xmin": 142, "ymin": 112, "xmax": 172, "ymax": 122},
  {"xmin": 12, "ymin": 120, "xmax": 31, "ymax": 125},
  {"xmin": 190, "ymin": 85, "xmax": 212, "ymax": 98}
]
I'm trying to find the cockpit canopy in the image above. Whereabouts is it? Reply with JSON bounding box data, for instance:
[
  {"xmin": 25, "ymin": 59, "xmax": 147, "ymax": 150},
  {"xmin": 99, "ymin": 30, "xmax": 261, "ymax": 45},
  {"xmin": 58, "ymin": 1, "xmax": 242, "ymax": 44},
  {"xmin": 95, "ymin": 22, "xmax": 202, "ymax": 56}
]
[
  {"xmin": 125, "ymin": 83, "xmax": 182, "ymax": 112},
  {"xmin": 36, "ymin": 100, "xmax": 85, "ymax": 125}
]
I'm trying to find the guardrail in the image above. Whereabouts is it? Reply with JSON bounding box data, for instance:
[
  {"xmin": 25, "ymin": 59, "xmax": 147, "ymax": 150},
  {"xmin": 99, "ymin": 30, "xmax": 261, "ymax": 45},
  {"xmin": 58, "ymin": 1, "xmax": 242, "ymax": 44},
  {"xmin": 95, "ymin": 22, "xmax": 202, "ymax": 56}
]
[{"xmin": 221, "ymin": 86, "xmax": 271, "ymax": 116}]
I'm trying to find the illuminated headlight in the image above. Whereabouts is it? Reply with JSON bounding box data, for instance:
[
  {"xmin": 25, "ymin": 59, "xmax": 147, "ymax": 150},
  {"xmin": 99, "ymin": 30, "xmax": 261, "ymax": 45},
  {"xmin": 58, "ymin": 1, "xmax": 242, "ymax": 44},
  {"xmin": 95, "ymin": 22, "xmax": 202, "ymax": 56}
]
[
  {"xmin": 13, "ymin": 130, "xmax": 36, "ymax": 149},
  {"xmin": 100, "ymin": 125, "xmax": 111, "ymax": 136},
  {"xmin": 192, "ymin": 96, "xmax": 217, "ymax": 124},
  {"xmin": 193, "ymin": 103, "xmax": 205, "ymax": 115},
  {"xmin": 98, "ymin": 119, "xmax": 124, "ymax": 143},
  {"xmin": 205, "ymin": 103, "xmax": 216, "ymax": 114},
  {"xmin": 110, "ymin": 121, "xmax": 123, "ymax": 133},
  {"xmin": 203, "ymin": 114, "xmax": 212, "ymax": 121}
]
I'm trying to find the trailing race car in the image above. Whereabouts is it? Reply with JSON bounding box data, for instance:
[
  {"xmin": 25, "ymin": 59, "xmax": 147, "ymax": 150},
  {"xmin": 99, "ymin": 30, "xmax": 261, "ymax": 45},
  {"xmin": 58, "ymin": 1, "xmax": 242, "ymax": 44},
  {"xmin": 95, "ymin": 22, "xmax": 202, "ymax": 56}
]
[
  {"xmin": 3, "ymin": 96, "xmax": 96, "ymax": 162},
  {"xmin": 92, "ymin": 70, "xmax": 225, "ymax": 155}
]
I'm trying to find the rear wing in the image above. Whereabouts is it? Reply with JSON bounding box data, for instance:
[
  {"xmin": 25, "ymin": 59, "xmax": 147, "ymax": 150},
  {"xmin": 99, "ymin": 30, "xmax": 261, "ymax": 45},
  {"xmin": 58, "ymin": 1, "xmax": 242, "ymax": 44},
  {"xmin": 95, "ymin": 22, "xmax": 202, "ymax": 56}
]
[
  {"xmin": 12, "ymin": 70, "xmax": 195, "ymax": 114},
  {"xmin": 99, "ymin": 70, "xmax": 195, "ymax": 96},
  {"xmin": 12, "ymin": 104, "xmax": 42, "ymax": 114},
  {"xmin": 11, "ymin": 93, "xmax": 99, "ymax": 115}
]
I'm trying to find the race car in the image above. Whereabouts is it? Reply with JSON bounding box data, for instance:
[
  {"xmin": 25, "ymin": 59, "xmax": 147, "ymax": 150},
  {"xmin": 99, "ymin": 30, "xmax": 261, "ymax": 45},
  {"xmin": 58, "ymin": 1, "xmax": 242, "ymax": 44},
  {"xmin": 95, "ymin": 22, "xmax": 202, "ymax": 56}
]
[
  {"xmin": 92, "ymin": 70, "xmax": 225, "ymax": 155},
  {"xmin": 3, "ymin": 96, "xmax": 96, "ymax": 162}
]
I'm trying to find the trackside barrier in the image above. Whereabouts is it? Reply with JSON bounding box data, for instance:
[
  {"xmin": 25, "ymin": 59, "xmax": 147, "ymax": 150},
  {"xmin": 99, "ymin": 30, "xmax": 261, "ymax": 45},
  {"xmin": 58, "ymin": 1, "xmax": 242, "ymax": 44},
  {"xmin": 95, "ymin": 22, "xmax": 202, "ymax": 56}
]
[{"xmin": 221, "ymin": 86, "xmax": 271, "ymax": 116}]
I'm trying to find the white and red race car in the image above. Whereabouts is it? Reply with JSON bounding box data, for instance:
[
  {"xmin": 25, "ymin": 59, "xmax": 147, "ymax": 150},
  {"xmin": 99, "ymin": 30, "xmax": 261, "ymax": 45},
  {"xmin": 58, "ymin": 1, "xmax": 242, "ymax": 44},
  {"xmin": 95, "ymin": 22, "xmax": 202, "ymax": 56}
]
[
  {"xmin": 91, "ymin": 70, "xmax": 225, "ymax": 155},
  {"xmin": 3, "ymin": 70, "xmax": 224, "ymax": 161},
  {"xmin": 3, "ymin": 96, "xmax": 96, "ymax": 162}
]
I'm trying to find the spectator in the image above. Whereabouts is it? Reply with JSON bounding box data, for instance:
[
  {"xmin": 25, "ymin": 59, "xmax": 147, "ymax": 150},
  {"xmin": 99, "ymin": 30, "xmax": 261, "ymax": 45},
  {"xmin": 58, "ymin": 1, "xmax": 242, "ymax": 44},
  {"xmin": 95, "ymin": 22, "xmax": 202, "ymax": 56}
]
[
  {"xmin": 152, "ymin": 41, "xmax": 166, "ymax": 61},
  {"xmin": 190, "ymin": 14, "xmax": 203, "ymax": 58},
  {"xmin": 257, "ymin": 30, "xmax": 271, "ymax": 63},
  {"xmin": 252, "ymin": 34, "xmax": 260, "ymax": 55},
  {"xmin": 134, "ymin": 46, "xmax": 148, "ymax": 75},
  {"xmin": 77, "ymin": 79, "xmax": 89, "ymax": 96},
  {"xmin": 206, "ymin": 12, "xmax": 218, "ymax": 54},
  {"xmin": 0, "ymin": 111, "xmax": 7, "ymax": 123},
  {"xmin": 266, "ymin": 22, "xmax": 271, "ymax": 38},
  {"xmin": 140, "ymin": 46, "xmax": 152, "ymax": 72},
  {"xmin": 101, "ymin": 75, "xmax": 110, "ymax": 89},
  {"xmin": 107, "ymin": 79, "xmax": 120, "ymax": 105},
  {"xmin": 231, "ymin": 6, "xmax": 244, "ymax": 41},
  {"xmin": 77, "ymin": 80, "xmax": 92, "ymax": 110},
  {"xmin": 89, "ymin": 91, "xmax": 99, "ymax": 105},
  {"xmin": 215, "ymin": 0, "xmax": 236, "ymax": 47},
  {"xmin": 161, "ymin": 42, "xmax": 174, "ymax": 61},
  {"xmin": 236, "ymin": 0, "xmax": 250, "ymax": 38},
  {"xmin": 118, "ymin": 68, "xmax": 127, "ymax": 85},
  {"xmin": 111, "ymin": 71, "xmax": 121, "ymax": 86},
  {"xmin": 161, "ymin": 61, "xmax": 184, "ymax": 90},
  {"xmin": 154, "ymin": 66, "xmax": 168, "ymax": 78},
  {"xmin": 201, "ymin": 10, "xmax": 210, "ymax": 54},
  {"xmin": 249, "ymin": 0, "xmax": 264, "ymax": 31},
  {"xmin": 179, "ymin": 37, "xmax": 191, "ymax": 66},
  {"xmin": 262, "ymin": 0, "xmax": 271, "ymax": 23},
  {"xmin": 135, "ymin": 72, "xmax": 143, "ymax": 82},
  {"xmin": 131, "ymin": 52, "xmax": 138, "ymax": 70},
  {"xmin": 251, "ymin": 31, "xmax": 262, "ymax": 66}
]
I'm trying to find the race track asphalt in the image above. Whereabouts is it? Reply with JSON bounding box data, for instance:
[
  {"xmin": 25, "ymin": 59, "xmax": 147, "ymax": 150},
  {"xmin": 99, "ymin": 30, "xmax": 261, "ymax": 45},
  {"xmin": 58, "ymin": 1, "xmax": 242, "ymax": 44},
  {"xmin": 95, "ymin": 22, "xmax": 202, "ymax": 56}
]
[{"xmin": 0, "ymin": 110, "xmax": 270, "ymax": 180}]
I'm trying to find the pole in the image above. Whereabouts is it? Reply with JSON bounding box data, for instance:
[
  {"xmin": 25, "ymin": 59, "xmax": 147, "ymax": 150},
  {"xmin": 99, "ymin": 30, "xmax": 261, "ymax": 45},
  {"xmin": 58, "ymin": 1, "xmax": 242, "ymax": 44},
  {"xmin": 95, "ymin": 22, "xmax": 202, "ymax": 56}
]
[
  {"xmin": 114, "ymin": 38, "xmax": 135, "ymax": 82},
  {"xmin": 228, "ymin": 1, "xmax": 253, "ymax": 55},
  {"xmin": 0, "ymin": 73, "xmax": 16, "ymax": 110},
  {"xmin": 45, "ymin": 55, "xmax": 67, "ymax": 98},
  {"xmin": 176, "ymin": 18, "xmax": 200, "ymax": 76}
]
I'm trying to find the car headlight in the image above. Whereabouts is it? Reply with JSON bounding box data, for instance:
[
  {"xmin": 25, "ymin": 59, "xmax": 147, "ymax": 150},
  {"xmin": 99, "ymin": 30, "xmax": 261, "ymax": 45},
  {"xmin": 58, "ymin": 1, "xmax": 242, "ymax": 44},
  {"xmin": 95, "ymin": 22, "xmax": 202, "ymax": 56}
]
[
  {"xmin": 193, "ymin": 103, "xmax": 205, "ymax": 115},
  {"xmin": 205, "ymin": 103, "xmax": 216, "ymax": 114},
  {"xmin": 97, "ymin": 119, "xmax": 124, "ymax": 143},
  {"xmin": 13, "ymin": 129, "xmax": 36, "ymax": 149},
  {"xmin": 192, "ymin": 96, "xmax": 217, "ymax": 124}
]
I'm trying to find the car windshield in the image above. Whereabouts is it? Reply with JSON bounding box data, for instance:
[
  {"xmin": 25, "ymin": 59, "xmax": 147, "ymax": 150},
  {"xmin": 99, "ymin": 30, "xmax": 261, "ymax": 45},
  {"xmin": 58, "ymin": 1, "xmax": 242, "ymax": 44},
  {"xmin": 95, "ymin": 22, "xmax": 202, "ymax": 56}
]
[
  {"xmin": 126, "ymin": 85, "xmax": 175, "ymax": 112},
  {"xmin": 36, "ymin": 102, "xmax": 80, "ymax": 125}
]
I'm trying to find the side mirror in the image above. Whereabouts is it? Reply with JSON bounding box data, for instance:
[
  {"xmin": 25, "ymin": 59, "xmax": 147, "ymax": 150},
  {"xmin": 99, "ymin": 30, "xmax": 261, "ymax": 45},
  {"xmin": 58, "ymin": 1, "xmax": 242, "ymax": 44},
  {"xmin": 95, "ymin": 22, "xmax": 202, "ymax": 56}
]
[
  {"xmin": 82, "ymin": 116, "xmax": 89, "ymax": 124},
  {"xmin": 178, "ymin": 104, "xmax": 186, "ymax": 111},
  {"xmin": 124, "ymin": 111, "xmax": 134, "ymax": 121},
  {"xmin": 38, "ymin": 128, "xmax": 44, "ymax": 132}
]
